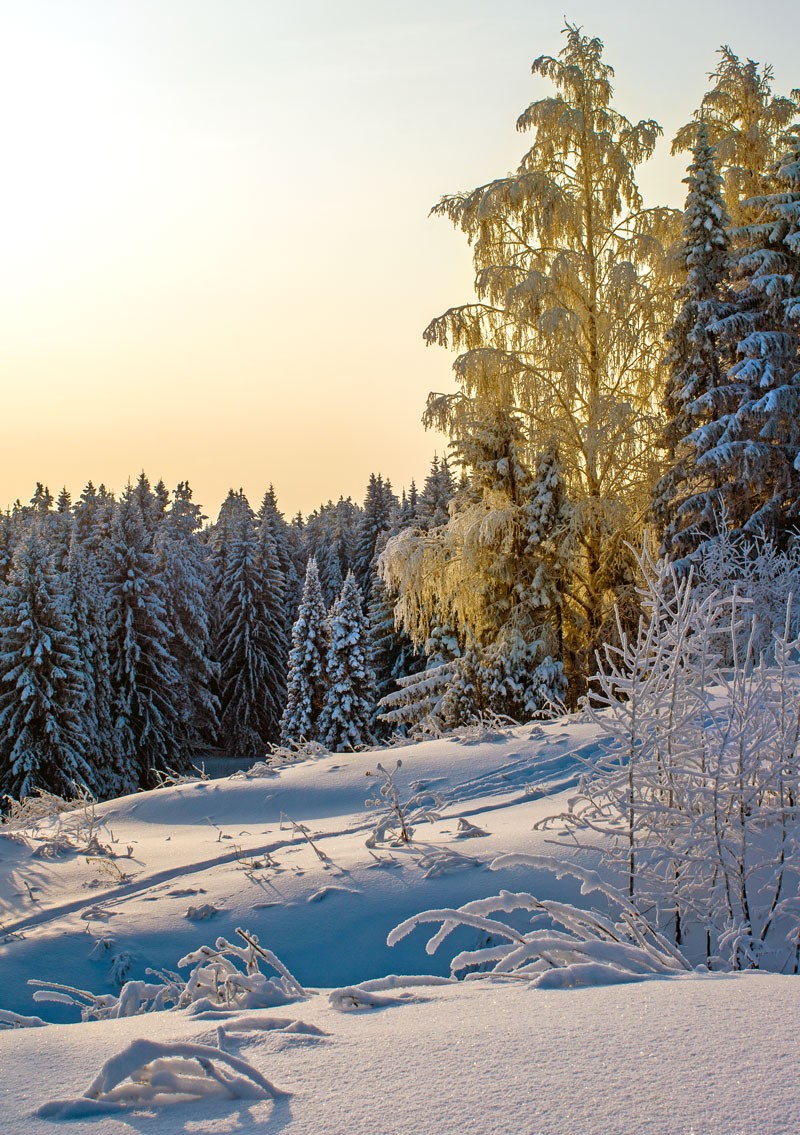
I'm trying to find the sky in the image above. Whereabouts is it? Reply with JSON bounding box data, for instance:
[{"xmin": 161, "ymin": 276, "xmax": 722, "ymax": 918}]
[{"xmin": 0, "ymin": 0, "xmax": 797, "ymax": 521}]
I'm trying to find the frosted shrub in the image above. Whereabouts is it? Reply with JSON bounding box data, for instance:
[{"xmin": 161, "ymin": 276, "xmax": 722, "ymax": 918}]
[
  {"xmin": 552, "ymin": 547, "xmax": 800, "ymax": 971},
  {"xmin": 388, "ymin": 856, "xmax": 691, "ymax": 987},
  {"xmin": 365, "ymin": 760, "xmax": 443, "ymax": 847},
  {"xmin": 690, "ymin": 524, "xmax": 800, "ymax": 662},
  {"xmin": 29, "ymin": 928, "xmax": 305, "ymax": 1022},
  {"xmin": 394, "ymin": 548, "xmax": 800, "ymax": 984}
]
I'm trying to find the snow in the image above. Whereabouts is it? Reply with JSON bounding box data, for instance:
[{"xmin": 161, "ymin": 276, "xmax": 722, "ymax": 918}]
[{"xmin": 1, "ymin": 716, "xmax": 797, "ymax": 1132}]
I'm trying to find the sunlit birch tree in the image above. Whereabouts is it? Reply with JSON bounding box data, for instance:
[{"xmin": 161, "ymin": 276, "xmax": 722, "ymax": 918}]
[
  {"xmin": 385, "ymin": 24, "xmax": 679, "ymax": 686},
  {"xmin": 673, "ymin": 47, "xmax": 799, "ymax": 229}
]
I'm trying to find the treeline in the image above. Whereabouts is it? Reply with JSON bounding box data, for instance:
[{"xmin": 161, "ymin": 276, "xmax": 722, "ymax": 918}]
[{"xmin": 0, "ymin": 462, "xmax": 455, "ymax": 805}]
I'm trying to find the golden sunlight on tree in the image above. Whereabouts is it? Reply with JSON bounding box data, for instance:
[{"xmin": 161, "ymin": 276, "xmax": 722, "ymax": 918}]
[
  {"xmin": 383, "ymin": 24, "xmax": 680, "ymax": 691},
  {"xmin": 672, "ymin": 47, "xmax": 800, "ymax": 230}
]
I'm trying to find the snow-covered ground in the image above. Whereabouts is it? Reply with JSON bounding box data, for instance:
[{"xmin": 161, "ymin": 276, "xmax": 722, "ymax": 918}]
[{"xmin": 1, "ymin": 717, "xmax": 797, "ymax": 1133}]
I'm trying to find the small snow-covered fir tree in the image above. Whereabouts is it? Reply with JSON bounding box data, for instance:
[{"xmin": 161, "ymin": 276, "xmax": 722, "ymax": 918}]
[
  {"xmin": 280, "ymin": 557, "xmax": 330, "ymax": 745},
  {"xmin": 318, "ymin": 573, "xmax": 376, "ymax": 751},
  {"xmin": 303, "ymin": 497, "xmax": 358, "ymax": 607},
  {"xmin": 377, "ymin": 622, "xmax": 460, "ymax": 735},
  {"xmin": 131, "ymin": 472, "xmax": 169, "ymax": 538},
  {"xmin": 73, "ymin": 481, "xmax": 116, "ymax": 559},
  {"xmin": 366, "ymin": 557, "xmax": 422, "ymax": 738},
  {"xmin": 0, "ymin": 529, "xmax": 94, "ymax": 804},
  {"xmin": 651, "ymin": 122, "xmax": 733, "ymax": 560},
  {"xmin": 416, "ymin": 455, "xmax": 455, "ymax": 530}
]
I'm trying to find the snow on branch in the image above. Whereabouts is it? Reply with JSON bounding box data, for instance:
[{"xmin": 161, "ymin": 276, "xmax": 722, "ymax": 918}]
[
  {"xmin": 388, "ymin": 856, "xmax": 692, "ymax": 987},
  {"xmin": 28, "ymin": 927, "xmax": 305, "ymax": 1022},
  {"xmin": 37, "ymin": 1038, "xmax": 289, "ymax": 1119}
]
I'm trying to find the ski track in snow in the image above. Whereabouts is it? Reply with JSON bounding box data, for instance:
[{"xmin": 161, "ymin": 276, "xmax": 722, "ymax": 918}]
[{"xmin": 0, "ymin": 824, "xmax": 373, "ymax": 940}]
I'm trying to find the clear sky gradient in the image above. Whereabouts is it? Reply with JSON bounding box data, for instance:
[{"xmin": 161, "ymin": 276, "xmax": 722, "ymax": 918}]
[{"xmin": 0, "ymin": 1, "xmax": 796, "ymax": 520}]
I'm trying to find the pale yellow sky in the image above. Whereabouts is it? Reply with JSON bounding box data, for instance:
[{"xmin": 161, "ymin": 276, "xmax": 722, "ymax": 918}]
[{"xmin": 0, "ymin": 1, "xmax": 796, "ymax": 519}]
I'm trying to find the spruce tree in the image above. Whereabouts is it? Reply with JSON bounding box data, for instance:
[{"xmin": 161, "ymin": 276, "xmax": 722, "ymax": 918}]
[
  {"xmin": 280, "ymin": 557, "xmax": 330, "ymax": 745},
  {"xmin": 0, "ymin": 529, "xmax": 94, "ymax": 803},
  {"xmin": 318, "ymin": 573, "xmax": 376, "ymax": 751},
  {"xmin": 651, "ymin": 122, "xmax": 733, "ymax": 559},
  {"xmin": 366, "ymin": 540, "xmax": 422, "ymax": 736},
  {"xmin": 702, "ymin": 128, "xmax": 800, "ymax": 543},
  {"xmin": 416, "ymin": 455, "xmax": 455, "ymax": 530},
  {"xmin": 66, "ymin": 534, "xmax": 129, "ymax": 797},
  {"xmin": 259, "ymin": 485, "xmax": 300, "ymax": 621},
  {"xmin": 353, "ymin": 474, "xmax": 398, "ymax": 593},
  {"xmin": 304, "ymin": 497, "xmax": 359, "ymax": 606},
  {"xmin": 157, "ymin": 482, "xmax": 219, "ymax": 753},
  {"xmin": 215, "ymin": 495, "xmax": 286, "ymax": 755},
  {"xmin": 106, "ymin": 493, "xmax": 186, "ymax": 787},
  {"xmin": 73, "ymin": 482, "xmax": 116, "ymax": 558}
]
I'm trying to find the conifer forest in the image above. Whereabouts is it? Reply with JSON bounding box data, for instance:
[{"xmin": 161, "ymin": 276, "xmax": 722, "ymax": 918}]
[{"xmin": 1, "ymin": 25, "xmax": 799, "ymax": 807}]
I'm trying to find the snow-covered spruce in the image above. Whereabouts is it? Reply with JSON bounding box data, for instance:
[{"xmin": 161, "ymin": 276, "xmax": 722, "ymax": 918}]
[
  {"xmin": 0, "ymin": 528, "xmax": 95, "ymax": 805},
  {"xmin": 318, "ymin": 572, "xmax": 376, "ymax": 751},
  {"xmin": 652, "ymin": 121, "xmax": 733, "ymax": 560},
  {"xmin": 696, "ymin": 128, "xmax": 800, "ymax": 546},
  {"xmin": 211, "ymin": 491, "xmax": 287, "ymax": 755},
  {"xmin": 280, "ymin": 557, "xmax": 330, "ymax": 746},
  {"xmin": 105, "ymin": 491, "xmax": 188, "ymax": 788}
]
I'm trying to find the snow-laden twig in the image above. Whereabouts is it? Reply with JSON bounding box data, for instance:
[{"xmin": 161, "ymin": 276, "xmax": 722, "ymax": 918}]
[
  {"xmin": 329, "ymin": 973, "xmax": 452, "ymax": 1012},
  {"xmin": 365, "ymin": 760, "xmax": 443, "ymax": 847},
  {"xmin": 0, "ymin": 1008, "xmax": 47, "ymax": 1029},
  {"xmin": 388, "ymin": 855, "xmax": 693, "ymax": 987},
  {"xmin": 279, "ymin": 813, "xmax": 332, "ymax": 864},
  {"xmin": 37, "ymin": 1037, "xmax": 289, "ymax": 1118},
  {"xmin": 29, "ymin": 927, "xmax": 305, "ymax": 1021}
]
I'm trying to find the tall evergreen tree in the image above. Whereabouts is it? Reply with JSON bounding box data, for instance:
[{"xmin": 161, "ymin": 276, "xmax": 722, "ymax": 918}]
[
  {"xmin": 215, "ymin": 495, "xmax": 286, "ymax": 755},
  {"xmin": 652, "ymin": 123, "xmax": 733, "ymax": 559},
  {"xmin": 0, "ymin": 529, "xmax": 94, "ymax": 803},
  {"xmin": 106, "ymin": 494, "xmax": 186, "ymax": 787},
  {"xmin": 318, "ymin": 573, "xmax": 376, "ymax": 751},
  {"xmin": 257, "ymin": 488, "xmax": 294, "ymax": 691},
  {"xmin": 700, "ymin": 128, "xmax": 800, "ymax": 543},
  {"xmin": 416, "ymin": 455, "xmax": 456, "ymax": 530},
  {"xmin": 157, "ymin": 482, "xmax": 219, "ymax": 753},
  {"xmin": 73, "ymin": 482, "xmax": 116, "ymax": 558},
  {"xmin": 65, "ymin": 534, "xmax": 129, "ymax": 797},
  {"xmin": 280, "ymin": 557, "xmax": 330, "ymax": 745},
  {"xmin": 353, "ymin": 473, "xmax": 398, "ymax": 593}
]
